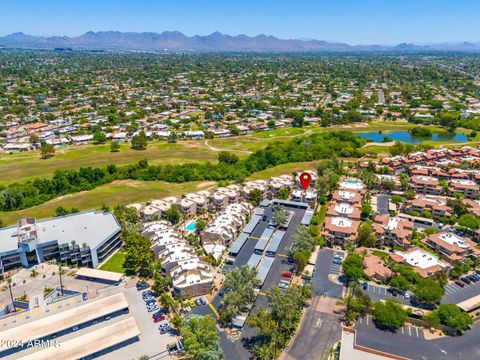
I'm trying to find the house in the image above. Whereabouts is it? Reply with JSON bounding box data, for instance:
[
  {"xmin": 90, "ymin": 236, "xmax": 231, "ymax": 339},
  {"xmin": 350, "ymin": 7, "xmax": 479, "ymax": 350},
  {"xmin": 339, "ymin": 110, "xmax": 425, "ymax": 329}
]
[
  {"xmin": 171, "ymin": 258, "xmax": 214, "ymax": 297},
  {"xmin": 202, "ymin": 203, "xmax": 252, "ymax": 245},
  {"xmin": 408, "ymin": 196, "xmax": 451, "ymax": 219},
  {"xmin": 331, "ymin": 190, "xmax": 363, "ymax": 205},
  {"xmin": 327, "ymin": 202, "xmax": 361, "ymax": 220},
  {"xmin": 423, "ymin": 232, "xmax": 480, "ymax": 265},
  {"xmin": 389, "ymin": 247, "xmax": 451, "ymax": 278},
  {"xmin": 363, "ymin": 253, "xmax": 394, "ymax": 283},
  {"xmin": 321, "ymin": 217, "xmax": 360, "ymax": 246},
  {"xmin": 449, "ymin": 179, "xmax": 479, "ymax": 199},
  {"xmin": 409, "ymin": 175, "xmax": 443, "ymax": 195},
  {"xmin": 373, "ymin": 215, "xmax": 413, "ymax": 248}
]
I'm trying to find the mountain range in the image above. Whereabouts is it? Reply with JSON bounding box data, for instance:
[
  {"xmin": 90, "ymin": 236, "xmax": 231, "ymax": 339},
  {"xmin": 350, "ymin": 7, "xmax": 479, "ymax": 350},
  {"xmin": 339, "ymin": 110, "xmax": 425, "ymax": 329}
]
[{"xmin": 0, "ymin": 31, "xmax": 479, "ymax": 52}]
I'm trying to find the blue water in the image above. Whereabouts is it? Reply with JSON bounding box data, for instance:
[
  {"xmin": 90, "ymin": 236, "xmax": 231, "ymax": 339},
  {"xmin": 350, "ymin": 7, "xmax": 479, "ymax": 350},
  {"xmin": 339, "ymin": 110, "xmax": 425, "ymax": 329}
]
[
  {"xmin": 186, "ymin": 221, "xmax": 196, "ymax": 231},
  {"xmin": 355, "ymin": 131, "xmax": 468, "ymax": 145}
]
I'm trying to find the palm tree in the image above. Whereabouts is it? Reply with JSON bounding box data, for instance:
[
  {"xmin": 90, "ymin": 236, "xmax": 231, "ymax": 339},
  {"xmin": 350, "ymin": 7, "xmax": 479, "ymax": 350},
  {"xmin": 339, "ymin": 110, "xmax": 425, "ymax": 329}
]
[
  {"xmin": 6, "ymin": 276, "xmax": 16, "ymax": 312},
  {"xmin": 81, "ymin": 242, "xmax": 89, "ymax": 267},
  {"xmin": 58, "ymin": 265, "xmax": 65, "ymax": 296}
]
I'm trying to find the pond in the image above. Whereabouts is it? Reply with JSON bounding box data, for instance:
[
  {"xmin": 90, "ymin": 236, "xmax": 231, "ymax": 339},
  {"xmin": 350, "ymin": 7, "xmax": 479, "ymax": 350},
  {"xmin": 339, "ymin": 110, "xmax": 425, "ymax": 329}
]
[{"xmin": 354, "ymin": 131, "xmax": 469, "ymax": 145}]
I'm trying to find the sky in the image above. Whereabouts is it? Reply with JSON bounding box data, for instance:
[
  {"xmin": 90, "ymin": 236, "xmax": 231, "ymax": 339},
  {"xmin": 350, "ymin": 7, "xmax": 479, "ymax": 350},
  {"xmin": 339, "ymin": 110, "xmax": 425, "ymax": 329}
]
[{"xmin": 1, "ymin": 0, "xmax": 479, "ymax": 45}]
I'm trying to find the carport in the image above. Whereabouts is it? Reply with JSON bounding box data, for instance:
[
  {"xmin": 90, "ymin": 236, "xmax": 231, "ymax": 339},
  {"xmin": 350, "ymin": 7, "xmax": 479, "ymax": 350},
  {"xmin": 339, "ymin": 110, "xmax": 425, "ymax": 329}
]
[{"xmin": 75, "ymin": 267, "xmax": 124, "ymax": 284}]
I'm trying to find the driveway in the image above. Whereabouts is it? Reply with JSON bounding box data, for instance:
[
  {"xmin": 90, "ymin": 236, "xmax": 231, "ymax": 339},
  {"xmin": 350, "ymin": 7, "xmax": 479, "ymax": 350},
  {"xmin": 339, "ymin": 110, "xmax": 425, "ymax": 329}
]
[
  {"xmin": 376, "ymin": 194, "xmax": 390, "ymax": 215},
  {"xmin": 311, "ymin": 249, "xmax": 344, "ymax": 299}
]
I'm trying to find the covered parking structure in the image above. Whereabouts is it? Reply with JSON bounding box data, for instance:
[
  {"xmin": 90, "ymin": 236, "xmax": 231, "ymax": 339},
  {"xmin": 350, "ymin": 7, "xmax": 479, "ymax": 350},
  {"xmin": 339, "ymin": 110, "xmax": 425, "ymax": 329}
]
[
  {"xmin": 75, "ymin": 267, "xmax": 124, "ymax": 284},
  {"xmin": 0, "ymin": 292, "xmax": 129, "ymax": 355},
  {"xmin": 19, "ymin": 317, "xmax": 140, "ymax": 360}
]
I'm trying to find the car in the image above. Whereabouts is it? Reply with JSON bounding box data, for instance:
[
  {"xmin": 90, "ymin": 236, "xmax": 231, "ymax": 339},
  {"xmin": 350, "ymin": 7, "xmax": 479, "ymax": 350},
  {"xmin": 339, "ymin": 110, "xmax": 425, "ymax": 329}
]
[
  {"xmin": 144, "ymin": 296, "xmax": 155, "ymax": 302},
  {"xmin": 468, "ymin": 275, "xmax": 478, "ymax": 283},
  {"xmin": 404, "ymin": 292, "xmax": 411, "ymax": 300},
  {"xmin": 455, "ymin": 280, "xmax": 465, "ymax": 288},
  {"xmin": 461, "ymin": 277, "xmax": 471, "ymax": 285},
  {"xmin": 146, "ymin": 300, "xmax": 156, "ymax": 306},
  {"xmin": 136, "ymin": 281, "xmax": 149, "ymax": 291},
  {"xmin": 388, "ymin": 288, "xmax": 398, "ymax": 296},
  {"xmin": 475, "ymin": 269, "xmax": 480, "ymax": 275},
  {"xmin": 332, "ymin": 259, "xmax": 342, "ymax": 265},
  {"xmin": 72, "ymin": 325, "xmax": 79, "ymax": 331},
  {"xmin": 148, "ymin": 305, "xmax": 159, "ymax": 312},
  {"xmin": 278, "ymin": 282, "xmax": 289, "ymax": 290},
  {"xmin": 334, "ymin": 254, "xmax": 342, "ymax": 260},
  {"xmin": 188, "ymin": 299, "xmax": 196, "ymax": 308},
  {"xmin": 199, "ymin": 297, "xmax": 207, "ymax": 306},
  {"xmin": 160, "ymin": 325, "xmax": 171, "ymax": 334},
  {"xmin": 281, "ymin": 272, "xmax": 293, "ymax": 278},
  {"xmin": 472, "ymin": 274, "xmax": 480, "ymax": 281},
  {"xmin": 154, "ymin": 315, "xmax": 166, "ymax": 323},
  {"xmin": 152, "ymin": 310, "xmax": 166, "ymax": 318},
  {"xmin": 362, "ymin": 282, "xmax": 368, "ymax": 290}
]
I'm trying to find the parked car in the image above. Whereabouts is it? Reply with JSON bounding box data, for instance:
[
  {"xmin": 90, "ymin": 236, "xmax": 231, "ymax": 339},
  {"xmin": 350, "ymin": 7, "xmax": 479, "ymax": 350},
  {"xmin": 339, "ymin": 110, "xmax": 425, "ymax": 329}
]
[
  {"xmin": 278, "ymin": 282, "xmax": 289, "ymax": 290},
  {"xmin": 136, "ymin": 281, "xmax": 149, "ymax": 291},
  {"xmin": 404, "ymin": 292, "xmax": 411, "ymax": 300},
  {"xmin": 455, "ymin": 280, "xmax": 465, "ymax": 288},
  {"xmin": 154, "ymin": 315, "xmax": 166, "ymax": 323},
  {"xmin": 332, "ymin": 259, "xmax": 342, "ymax": 265},
  {"xmin": 146, "ymin": 299, "xmax": 156, "ymax": 306},
  {"xmin": 148, "ymin": 304, "xmax": 159, "ymax": 312},
  {"xmin": 281, "ymin": 272, "xmax": 293, "ymax": 278},
  {"xmin": 461, "ymin": 277, "xmax": 471, "ymax": 285},
  {"xmin": 475, "ymin": 269, "xmax": 480, "ymax": 275},
  {"xmin": 188, "ymin": 299, "xmax": 196, "ymax": 308},
  {"xmin": 468, "ymin": 275, "xmax": 478, "ymax": 283},
  {"xmin": 199, "ymin": 297, "xmax": 207, "ymax": 306},
  {"xmin": 472, "ymin": 274, "xmax": 480, "ymax": 281},
  {"xmin": 152, "ymin": 309, "xmax": 166, "ymax": 318},
  {"xmin": 388, "ymin": 288, "xmax": 398, "ymax": 296}
]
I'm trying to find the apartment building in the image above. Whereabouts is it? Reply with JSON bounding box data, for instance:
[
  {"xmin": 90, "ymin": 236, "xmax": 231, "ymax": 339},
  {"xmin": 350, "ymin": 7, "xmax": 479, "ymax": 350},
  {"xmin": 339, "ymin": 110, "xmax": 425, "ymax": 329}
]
[
  {"xmin": 390, "ymin": 247, "xmax": 451, "ymax": 278},
  {"xmin": 242, "ymin": 180, "xmax": 268, "ymax": 199},
  {"xmin": 202, "ymin": 202, "xmax": 253, "ymax": 245},
  {"xmin": 171, "ymin": 258, "xmax": 214, "ymax": 297},
  {"xmin": 409, "ymin": 175, "xmax": 443, "ymax": 195},
  {"xmin": 463, "ymin": 199, "xmax": 480, "ymax": 217},
  {"xmin": 211, "ymin": 185, "xmax": 241, "ymax": 211},
  {"xmin": 322, "ymin": 216, "xmax": 360, "ymax": 246},
  {"xmin": 373, "ymin": 215, "xmax": 413, "ymax": 248},
  {"xmin": 408, "ymin": 196, "xmax": 451, "ymax": 219},
  {"xmin": 327, "ymin": 202, "xmax": 361, "ymax": 220},
  {"xmin": 423, "ymin": 232, "xmax": 480, "ymax": 265},
  {"xmin": 449, "ymin": 179, "xmax": 479, "ymax": 199},
  {"xmin": 331, "ymin": 190, "xmax": 363, "ymax": 205},
  {"xmin": 138, "ymin": 197, "xmax": 178, "ymax": 220}
]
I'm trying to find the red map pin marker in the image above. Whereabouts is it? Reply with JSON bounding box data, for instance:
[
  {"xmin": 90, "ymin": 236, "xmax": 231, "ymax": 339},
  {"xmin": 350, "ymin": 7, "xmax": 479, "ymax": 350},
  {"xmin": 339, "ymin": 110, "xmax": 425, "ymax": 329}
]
[{"xmin": 300, "ymin": 172, "xmax": 312, "ymax": 190}]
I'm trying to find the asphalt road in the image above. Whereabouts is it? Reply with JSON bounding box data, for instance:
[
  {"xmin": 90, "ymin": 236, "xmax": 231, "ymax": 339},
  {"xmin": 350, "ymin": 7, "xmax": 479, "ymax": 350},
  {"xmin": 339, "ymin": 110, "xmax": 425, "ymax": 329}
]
[
  {"xmin": 355, "ymin": 317, "xmax": 480, "ymax": 360},
  {"xmin": 192, "ymin": 203, "xmax": 307, "ymax": 360},
  {"xmin": 376, "ymin": 193, "xmax": 390, "ymax": 215},
  {"xmin": 311, "ymin": 249, "xmax": 344, "ymax": 299},
  {"xmin": 442, "ymin": 280, "xmax": 480, "ymax": 305}
]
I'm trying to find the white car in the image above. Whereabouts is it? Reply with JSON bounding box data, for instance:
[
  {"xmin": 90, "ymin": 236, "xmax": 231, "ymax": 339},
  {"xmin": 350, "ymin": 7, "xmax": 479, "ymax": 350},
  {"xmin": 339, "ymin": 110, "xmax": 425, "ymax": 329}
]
[
  {"xmin": 404, "ymin": 292, "xmax": 411, "ymax": 300},
  {"xmin": 278, "ymin": 282, "xmax": 289, "ymax": 290}
]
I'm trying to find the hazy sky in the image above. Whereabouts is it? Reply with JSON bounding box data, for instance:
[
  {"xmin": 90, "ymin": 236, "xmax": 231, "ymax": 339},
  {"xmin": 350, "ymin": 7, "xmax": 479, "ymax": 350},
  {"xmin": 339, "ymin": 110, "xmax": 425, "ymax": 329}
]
[{"xmin": 1, "ymin": 0, "xmax": 479, "ymax": 44}]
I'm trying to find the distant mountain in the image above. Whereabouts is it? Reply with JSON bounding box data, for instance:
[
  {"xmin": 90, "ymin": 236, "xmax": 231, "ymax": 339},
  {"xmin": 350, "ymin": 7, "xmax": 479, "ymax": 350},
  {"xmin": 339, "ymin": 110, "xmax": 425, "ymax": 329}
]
[{"xmin": 0, "ymin": 31, "xmax": 479, "ymax": 52}]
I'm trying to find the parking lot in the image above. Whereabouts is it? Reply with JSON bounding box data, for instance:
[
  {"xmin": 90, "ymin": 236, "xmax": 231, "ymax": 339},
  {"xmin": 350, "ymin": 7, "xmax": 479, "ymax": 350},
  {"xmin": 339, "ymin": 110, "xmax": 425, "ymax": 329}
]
[
  {"xmin": 363, "ymin": 283, "xmax": 411, "ymax": 306},
  {"xmin": 356, "ymin": 315, "xmax": 424, "ymax": 340},
  {"xmin": 376, "ymin": 193, "xmax": 390, "ymax": 215},
  {"xmin": 442, "ymin": 279, "xmax": 480, "ymax": 304},
  {"xmin": 311, "ymin": 249, "xmax": 344, "ymax": 299}
]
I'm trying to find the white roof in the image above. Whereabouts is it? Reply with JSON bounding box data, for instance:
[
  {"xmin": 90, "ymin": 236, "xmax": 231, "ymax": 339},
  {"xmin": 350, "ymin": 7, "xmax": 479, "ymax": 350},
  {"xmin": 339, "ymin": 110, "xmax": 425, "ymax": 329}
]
[
  {"xmin": 386, "ymin": 217, "xmax": 400, "ymax": 230},
  {"xmin": 395, "ymin": 249, "xmax": 447, "ymax": 269},
  {"xmin": 334, "ymin": 203, "xmax": 353, "ymax": 215},
  {"xmin": 338, "ymin": 190, "xmax": 355, "ymax": 199},
  {"xmin": 331, "ymin": 217, "xmax": 353, "ymax": 228},
  {"xmin": 439, "ymin": 233, "xmax": 469, "ymax": 249}
]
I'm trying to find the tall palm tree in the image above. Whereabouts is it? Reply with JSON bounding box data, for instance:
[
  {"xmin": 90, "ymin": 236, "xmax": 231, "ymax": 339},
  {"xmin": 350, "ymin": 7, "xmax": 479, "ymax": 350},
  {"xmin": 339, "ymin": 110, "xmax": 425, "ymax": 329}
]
[
  {"xmin": 58, "ymin": 265, "xmax": 65, "ymax": 296},
  {"xmin": 6, "ymin": 276, "xmax": 16, "ymax": 312}
]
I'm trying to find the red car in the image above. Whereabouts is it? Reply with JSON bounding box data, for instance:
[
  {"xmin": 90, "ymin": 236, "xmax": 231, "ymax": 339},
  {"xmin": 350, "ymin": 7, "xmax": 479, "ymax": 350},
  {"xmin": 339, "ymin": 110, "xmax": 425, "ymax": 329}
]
[
  {"xmin": 281, "ymin": 272, "xmax": 293, "ymax": 278},
  {"xmin": 154, "ymin": 315, "xmax": 166, "ymax": 323},
  {"xmin": 455, "ymin": 280, "xmax": 465, "ymax": 288}
]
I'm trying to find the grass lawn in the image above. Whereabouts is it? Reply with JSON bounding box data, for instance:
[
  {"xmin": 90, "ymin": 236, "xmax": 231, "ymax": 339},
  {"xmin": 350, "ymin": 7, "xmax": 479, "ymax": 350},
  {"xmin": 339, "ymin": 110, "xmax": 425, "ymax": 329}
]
[
  {"xmin": 99, "ymin": 250, "xmax": 126, "ymax": 273},
  {"xmin": 247, "ymin": 161, "xmax": 319, "ymax": 180},
  {"xmin": 0, "ymin": 179, "xmax": 215, "ymax": 225}
]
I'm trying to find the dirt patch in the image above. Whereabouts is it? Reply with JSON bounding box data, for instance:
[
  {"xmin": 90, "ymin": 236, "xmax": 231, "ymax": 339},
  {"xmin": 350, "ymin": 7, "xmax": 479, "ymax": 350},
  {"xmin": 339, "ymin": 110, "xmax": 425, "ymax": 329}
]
[
  {"xmin": 422, "ymin": 327, "xmax": 447, "ymax": 340},
  {"xmin": 196, "ymin": 181, "xmax": 216, "ymax": 190}
]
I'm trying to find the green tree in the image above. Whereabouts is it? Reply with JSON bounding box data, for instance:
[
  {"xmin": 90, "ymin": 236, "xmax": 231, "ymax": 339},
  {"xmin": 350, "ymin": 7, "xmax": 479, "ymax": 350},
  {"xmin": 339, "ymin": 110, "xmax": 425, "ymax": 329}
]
[
  {"xmin": 164, "ymin": 204, "xmax": 180, "ymax": 224},
  {"xmin": 110, "ymin": 140, "xmax": 120, "ymax": 152},
  {"xmin": 424, "ymin": 303, "xmax": 473, "ymax": 332},
  {"xmin": 93, "ymin": 131, "xmax": 107, "ymax": 144},
  {"xmin": 277, "ymin": 187, "xmax": 290, "ymax": 200},
  {"xmin": 413, "ymin": 278, "xmax": 445, "ymax": 305},
  {"xmin": 40, "ymin": 142, "xmax": 55, "ymax": 159},
  {"xmin": 131, "ymin": 130, "xmax": 148, "ymax": 150},
  {"xmin": 458, "ymin": 213, "xmax": 480, "ymax": 230},
  {"xmin": 218, "ymin": 151, "xmax": 239, "ymax": 165},
  {"xmin": 272, "ymin": 204, "xmax": 289, "ymax": 227},
  {"xmin": 357, "ymin": 222, "xmax": 377, "ymax": 247},
  {"xmin": 54, "ymin": 206, "xmax": 69, "ymax": 217},
  {"xmin": 360, "ymin": 203, "xmax": 373, "ymax": 219},
  {"xmin": 181, "ymin": 315, "xmax": 223, "ymax": 360},
  {"xmin": 372, "ymin": 299, "xmax": 408, "ymax": 331},
  {"xmin": 389, "ymin": 275, "xmax": 411, "ymax": 292},
  {"xmin": 290, "ymin": 225, "xmax": 314, "ymax": 254},
  {"xmin": 248, "ymin": 188, "xmax": 263, "ymax": 206},
  {"xmin": 342, "ymin": 254, "xmax": 364, "ymax": 283},
  {"xmin": 195, "ymin": 219, "xmax": 207, "ymax": 233}
]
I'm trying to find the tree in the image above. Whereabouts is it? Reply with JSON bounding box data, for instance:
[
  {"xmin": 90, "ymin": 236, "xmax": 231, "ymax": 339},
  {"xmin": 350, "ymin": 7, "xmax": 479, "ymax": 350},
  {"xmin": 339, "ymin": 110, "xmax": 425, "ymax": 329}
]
[
  {"xmin": 29, "ymin": 134, "xmax": 40, "ymax": 144},
  {"xmin": 424, "ymin": 303, "xmax": 473, "ymax": 332},
  {"xmin": 6, "ymin": 276, "xmax": 16, "ymax": 312},
  {"xmin": 218, "ymin": 151, "xmax": 239, "ymax": 165},
  {"xmin": 248, "ymin": 188, "xmax": 263, "ymax": 206},
  {"xmin": 272, "ymin": 204, "xmax": 288, "ymax": 227},
  {"xmin": 131, "ymin": 130, "xmax": 148, "ymax": 150},
  {"xmin": 54, "ymin": 206, "xmax": 69, "ymax": 217},
  {"xmin": 342, "ymin": 254, "xmax": 364, "ymax": 283},
  {"xmin": 341, "ymin": 288, "xmax": 372, "ymax": 325},
  {"xmin": 164, "ymin": 204, "xmax": 180, "ymax": 224},
  {"xmin": 152, "ymin": 271, "xmax": 170, "ymax": 294},
  {"xmin": 219, "ymin": 265, "xmax": 259, "ymax": 323},
  {"xmin": 195, "ymin": 219, "xmax": 207, "ymax": 233},
  {"xmin": 160, "ymin": 292, "xmax": 176, "ymax": 312},
  {"xmin": 181, "ymin": 315, "xmax": 223, "ymax": 360},
  {"xmin": 360, "ymin": 203, "xmax": 372, "ymax": 219},
  {"xmin": 458, "ymin": 213, "xmax": 480, "ymax": 230},
  {"xmin": 290, "ymin": 225, "xmax": 314, "ymax": 254},
  {"xmin": 168, "ymin": 131, "xmax": 177, "ymax": 143},
  {"xmin": 93, "ymin": 131, "xmax": 107, "ymax": 144},
  {"xmin": 40, "ymin": 142, "xmax": 55, "ymax": 159},
  {"xmin": 110, "ymin": 140, "xmax": 120, "ymax": 152},
  {"xmin": 277, "ymin": 187, "xmax": 290, "ymax": 200},
  {"xmin": 58, "ymin": 265, "xmax": 65, "ymax": 296},
  {"xmin": 357, "ymin": 222, "xmax": 377, "ymax": 247},
  {"xmin": 389, "ymin": 275, "xmax": 411, "ymax": 292},
  {"xmin": 373, "ymin": 299, "xmax": 408, "ymax": 331},
  {"xmin": 413, "ymin": 278, "xmax": 445, "ymax": 305}
]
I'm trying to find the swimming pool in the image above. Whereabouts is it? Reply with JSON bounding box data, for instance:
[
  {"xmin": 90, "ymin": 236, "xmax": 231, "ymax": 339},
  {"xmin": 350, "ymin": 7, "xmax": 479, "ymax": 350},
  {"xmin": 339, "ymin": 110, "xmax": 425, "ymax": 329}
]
[{"xmin": 186, "ymin": 221, "xmax": 196, "ymax": 231}]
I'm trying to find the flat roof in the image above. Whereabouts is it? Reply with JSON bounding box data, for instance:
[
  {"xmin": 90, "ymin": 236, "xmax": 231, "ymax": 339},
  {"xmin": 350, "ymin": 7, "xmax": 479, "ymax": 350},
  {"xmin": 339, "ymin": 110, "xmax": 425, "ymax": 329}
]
[
  {"xmin": 457, "ymin": 294, "xmax": 480, "ymax": 312},
  {"xmin": 246, "ymin": 253, "xmax": 262, "ymax": 269},
  {"xmin": 0, "ymin": 210, "xmax": 120, "ymax": 253},
  {"xmin": 0, "ymin": 293, "xmax": 128, "ymax": 343},
  {"xmin": 243, "ymin": 215, "xmax": 262, "ymax": 234},
  {"xmin": 394, "ymin": 249, "xmax": 446, "ymax": 270},
  {"xmin": 75, "ymin": 267, "xmax": 124, "ymax": 282},
  {"xmin": 229, "ymin": 232, "xmax": 249, "ymax": 255},
  {"xmin": 20, "ymin": 317, "xmax": 140, "ymax": 360}
]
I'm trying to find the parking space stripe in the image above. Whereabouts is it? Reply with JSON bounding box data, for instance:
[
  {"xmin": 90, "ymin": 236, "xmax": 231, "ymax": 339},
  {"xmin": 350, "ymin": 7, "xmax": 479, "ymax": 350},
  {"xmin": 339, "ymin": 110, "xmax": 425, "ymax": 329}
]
[
  {"xmin": 209, "ymin": 303, "xmax": 220, "ymax": 318},
  {"xmin": 401, "ymin": 326, "xmax": 404, "ymax": 334},
  {"xmin": 277, "ymin": 253, "xmax": 288, "ymax": 258},
  {"xmin": 408, "ymin": 326, "xmax": 411, "ymax": 336},
  {"xmin": 415, "ymin": 326, "xmax": 419, "ymax": 337}
]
